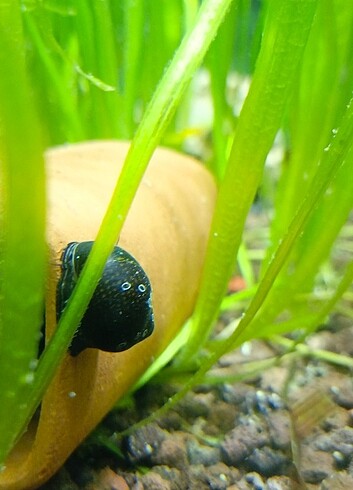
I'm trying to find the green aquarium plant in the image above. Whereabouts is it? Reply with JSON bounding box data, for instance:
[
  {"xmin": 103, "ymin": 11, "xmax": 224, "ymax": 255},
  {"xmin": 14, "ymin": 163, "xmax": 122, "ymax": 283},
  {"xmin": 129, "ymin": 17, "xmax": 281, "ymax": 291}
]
[
  {"xmin": 1, "ymin": 0, "xmax": 353, "ymax": 486},
  {"xmin": 0, "ymin": 0, "xmax": 231, "ymax": 476},
  {"xmin": 0, "ymin": 1, "xmax": 46, "ymax": 467}
]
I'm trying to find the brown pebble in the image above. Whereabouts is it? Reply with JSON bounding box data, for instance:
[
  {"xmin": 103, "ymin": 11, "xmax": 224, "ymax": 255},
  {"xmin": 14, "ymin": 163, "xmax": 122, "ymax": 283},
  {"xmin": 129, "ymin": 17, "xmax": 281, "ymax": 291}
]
[
  {"xmin": 85, "ymin": 467, "xmax": 129, "ymax": 490},
  {"xmin": 321, "ymin": 471, "xmax": 353, "ymax": 490},
  {"xmin": 299, "ymin": 447, "xmax": 333, "ymax": 484},
  {"xmin": 140, "ymin": 472, "xmax": 171, "ymax": 490},
  {"xmin": 152, "ymin": 435, "xmax": 188, "ymax": 469}
]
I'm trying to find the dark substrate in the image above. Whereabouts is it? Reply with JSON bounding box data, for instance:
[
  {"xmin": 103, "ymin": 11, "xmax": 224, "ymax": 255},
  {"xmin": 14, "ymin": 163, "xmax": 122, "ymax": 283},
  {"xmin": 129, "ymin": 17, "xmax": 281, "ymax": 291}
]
[{"xmin": 41, "ymin": 318, "xmax": 353, "ymax": 490}]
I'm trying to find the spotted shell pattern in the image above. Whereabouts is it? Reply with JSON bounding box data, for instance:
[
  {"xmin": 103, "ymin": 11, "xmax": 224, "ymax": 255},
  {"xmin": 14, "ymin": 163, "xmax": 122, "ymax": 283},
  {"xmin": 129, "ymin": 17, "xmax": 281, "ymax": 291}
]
[{"xmin": 57, "ymin": 241, "xmax": 154, "ymax": 356}]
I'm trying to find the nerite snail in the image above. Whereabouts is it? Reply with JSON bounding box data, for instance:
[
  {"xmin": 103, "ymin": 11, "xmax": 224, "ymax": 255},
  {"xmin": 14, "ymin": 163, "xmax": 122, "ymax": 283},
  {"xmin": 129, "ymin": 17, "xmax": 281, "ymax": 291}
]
[
  {"xmin": 57, "ymin": 241, "xmax": 154, "ymax": 356},
  {"xmin": 0, "ymin": 141, "xmax": 216, "ymax": 490}
]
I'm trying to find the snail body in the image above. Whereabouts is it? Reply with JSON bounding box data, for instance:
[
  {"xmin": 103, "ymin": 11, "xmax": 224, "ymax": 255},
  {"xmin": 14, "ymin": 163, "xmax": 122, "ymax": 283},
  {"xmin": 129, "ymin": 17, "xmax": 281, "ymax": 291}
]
[{"xmin": 57, "ymin": 241, "xmax": 154, "ymax": 356}]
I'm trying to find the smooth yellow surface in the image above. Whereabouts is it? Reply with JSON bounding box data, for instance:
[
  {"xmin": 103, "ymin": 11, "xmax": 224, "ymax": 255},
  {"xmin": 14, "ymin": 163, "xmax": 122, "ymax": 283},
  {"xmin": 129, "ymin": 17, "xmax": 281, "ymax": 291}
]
[{"xmin": 0, "ymin": 141, "xmax": 216, "ymax": 489}]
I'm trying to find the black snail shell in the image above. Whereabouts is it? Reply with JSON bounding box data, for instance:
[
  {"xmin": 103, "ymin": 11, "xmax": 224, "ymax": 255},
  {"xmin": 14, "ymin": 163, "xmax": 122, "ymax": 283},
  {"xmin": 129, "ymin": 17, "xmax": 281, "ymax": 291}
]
[{"xmin": 57, "ymin": 241, "xmax": 154, "ymax": 356}]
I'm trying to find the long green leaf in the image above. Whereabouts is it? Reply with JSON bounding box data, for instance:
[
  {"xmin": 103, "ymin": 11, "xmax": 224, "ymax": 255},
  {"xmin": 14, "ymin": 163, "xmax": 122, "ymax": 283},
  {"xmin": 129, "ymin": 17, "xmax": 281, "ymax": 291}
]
[
  {"xmin": 178, "ymin": 0, "xmax": 319, "ymax": 364},
  {"xmin": 0, "ymin": 1, "xmax": 46, "ymax": 464},
  {"xmin": 129, "ymin": 92, "xmax": 353, "ymax": 434},
  {"xmin": 10, "ymin": 0, "xmax": 234, "ymax": 458},
  {"xmin": 240, "ymin": 95, "xmax": 353, "ymax": 341}
]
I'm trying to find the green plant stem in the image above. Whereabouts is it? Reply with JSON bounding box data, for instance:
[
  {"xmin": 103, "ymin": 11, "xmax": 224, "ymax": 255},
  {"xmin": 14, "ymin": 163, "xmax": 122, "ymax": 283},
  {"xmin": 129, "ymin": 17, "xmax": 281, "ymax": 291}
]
[
  {"xmin": 272, "ymin": 336, "xmax": 353, "ymax": 370},
  {"xmin": 0, "ymin": 2, "xmax": 46, "ymax": 465},
  {"xmin": 123, "ymin": 0, "xmax": 144, "ymax": 136},
  {"xmin": 10, "ymin": 0, "xmax": 234, "ymax": 459},
  {"xmin": 23, "ymin": 12, "xmax": 84, "ymax": 141}
]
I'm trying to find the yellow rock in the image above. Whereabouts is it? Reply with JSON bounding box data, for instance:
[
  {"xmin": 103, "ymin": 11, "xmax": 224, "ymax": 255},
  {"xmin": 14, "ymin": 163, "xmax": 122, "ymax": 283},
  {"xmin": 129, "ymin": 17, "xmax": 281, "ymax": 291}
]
[{"xmin": 0, "ymin": 141, "xmax": 216, "ymax": 489}]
